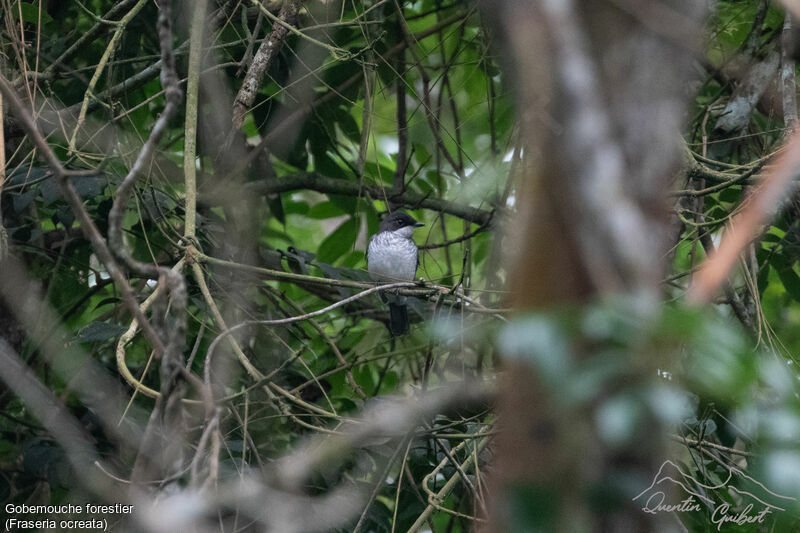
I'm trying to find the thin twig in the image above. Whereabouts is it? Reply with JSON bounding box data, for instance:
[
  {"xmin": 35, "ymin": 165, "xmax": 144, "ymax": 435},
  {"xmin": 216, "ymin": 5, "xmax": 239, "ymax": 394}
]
[{"xmin": 204, "ymin": 281, "xmax": 419, "ymax": 366}]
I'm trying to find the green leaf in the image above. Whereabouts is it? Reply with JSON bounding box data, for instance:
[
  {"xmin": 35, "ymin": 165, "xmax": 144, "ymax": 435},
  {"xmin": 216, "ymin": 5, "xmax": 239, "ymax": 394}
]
[
  {"xmin": 757, "ymin": 263, "xmax": 770, "ymax": 293},
  {"xmin": 40, "ymin": 178, "xmax": 61, "ymax": 205},
  {"xmin": 307, "ymin": 201, "xmax": 346, "ymax": 219},
  {"xmin": 73, "ymin": 177, "xmax": 105, "ymax": 198},
  {"xmin": 364, "ymin": 162, "xmax": 396, "ymax": 184},
  {"xmin": 9, "ymin": 166, "xmax": 46, "ymax": 185},
  {"xmin": 12, "ymin": 190, "xmax": 37, "ymax": 212},
  {"xmin": 329, "ymin": 193, "xmax": 357, "ymax": 213},
  {"xmin": 332, "ymin": 106, "xmax": 360, "ymax": 143},
  {"xmin": 12, "ymin": 3, "xmax": 53, "ymax": 24},
  {"xmin": 76, "ymin": 322, "xmax": 127, "ymax": 343},
  {"xmin": 55, "ymin": 205, "xmax": 75, "ymax": 228},
  {"xmin": 774, "ymin": 256, "xmax": 800, "ymax": 301},
  {"xmin": 283, "ymin": 200, "xmax": 309, "ymax": 215},
  {"xmin": 94, "ymin": 297, "xmax": 119, "ymax": 310},
  {"xmin": 718, "ymin": 187, "xmax": 741, "ymax": 203},
  {"xmin": 414, "ymin": 143, "xmax": 431, "ymax": 166},
  {"xmin": 317, "ymin": 217, "xmax": 359, "ymax": 264},
  {"xmin": 23, "ymin": 439, "xmax": 70, "ymax": 487}
]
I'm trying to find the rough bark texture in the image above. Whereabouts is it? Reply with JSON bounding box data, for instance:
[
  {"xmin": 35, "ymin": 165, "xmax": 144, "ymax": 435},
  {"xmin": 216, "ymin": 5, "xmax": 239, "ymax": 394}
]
[
  {"xmin": 231, "ymin": 0, "xmax": 305, "ymax": 130},
  {"xmin": 201, "ymin": 171, "xmax": 495, "ymax": 226},
  {"xmin": 716, "ymin": 50, "xmax": 780, "ymax": 134},
  {"xmin": 482, "ymin": 0, "xmax": 706, "ymax": 530},
  {"xmin": 782, "ymin": 13, "xmax": 798, "ymax": 130}
]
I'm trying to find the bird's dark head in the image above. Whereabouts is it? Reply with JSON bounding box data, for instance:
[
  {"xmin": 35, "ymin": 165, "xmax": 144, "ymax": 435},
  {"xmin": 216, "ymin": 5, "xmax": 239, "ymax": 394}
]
[{"xmin": 379, "ymin": 211, "xmax": 425, "ymax": 235}]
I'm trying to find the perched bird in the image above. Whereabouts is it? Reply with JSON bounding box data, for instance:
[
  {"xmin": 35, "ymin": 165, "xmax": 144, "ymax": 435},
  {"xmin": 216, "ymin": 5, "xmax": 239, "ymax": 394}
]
[{"xmin": 367, "ymin": 211, "xmax": 424, "ymax": 335}]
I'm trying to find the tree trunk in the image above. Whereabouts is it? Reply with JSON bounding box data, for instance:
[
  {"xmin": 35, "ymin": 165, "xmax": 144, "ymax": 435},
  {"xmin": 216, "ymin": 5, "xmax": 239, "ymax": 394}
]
[{"xmin": 483, "ymin": 1, "xmax": 706, "ymax": 530}]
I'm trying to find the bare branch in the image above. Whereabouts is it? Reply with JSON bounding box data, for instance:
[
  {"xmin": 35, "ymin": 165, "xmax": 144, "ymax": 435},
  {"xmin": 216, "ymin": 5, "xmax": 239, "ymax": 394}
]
[
  {"xmin": 232, "ymin": 0, "xmax": 305, "ymax": 130},
  {"xmin": 203, "ymin": 171, "xmax": 495, "ymax": 225}
]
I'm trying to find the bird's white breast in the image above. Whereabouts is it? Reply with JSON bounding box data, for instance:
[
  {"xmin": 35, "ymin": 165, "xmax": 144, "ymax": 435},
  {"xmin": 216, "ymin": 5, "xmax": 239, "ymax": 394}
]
[{"xmin": 367, "ymin": 231, "xmax": 418, "ymax": 281}]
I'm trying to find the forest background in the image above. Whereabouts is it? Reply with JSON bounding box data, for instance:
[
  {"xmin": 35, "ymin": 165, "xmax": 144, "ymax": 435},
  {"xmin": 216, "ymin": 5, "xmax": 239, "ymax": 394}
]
[{"xmin": 2, "ymin": 0, "xmax": 800, "ymax": 531}]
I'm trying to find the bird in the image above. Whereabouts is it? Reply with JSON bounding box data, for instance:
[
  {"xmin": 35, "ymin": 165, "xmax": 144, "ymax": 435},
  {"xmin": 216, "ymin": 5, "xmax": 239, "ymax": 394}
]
[{"xmin": 367, "ymin": 211, "xmax": 424, "ymax": 335}]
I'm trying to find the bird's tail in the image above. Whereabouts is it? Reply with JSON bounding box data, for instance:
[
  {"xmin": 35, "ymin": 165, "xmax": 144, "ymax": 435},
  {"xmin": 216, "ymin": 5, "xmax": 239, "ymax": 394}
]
[{"xmin": 389, "ymin": 302, "xmax": 409, "ymax": 336}]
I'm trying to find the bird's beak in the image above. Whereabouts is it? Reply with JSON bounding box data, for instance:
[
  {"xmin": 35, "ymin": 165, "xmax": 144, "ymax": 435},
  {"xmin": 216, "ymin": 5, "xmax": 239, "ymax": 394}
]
[{"xmin": 414, "ymin": 222, "xmax": 425, "ymax": 227}]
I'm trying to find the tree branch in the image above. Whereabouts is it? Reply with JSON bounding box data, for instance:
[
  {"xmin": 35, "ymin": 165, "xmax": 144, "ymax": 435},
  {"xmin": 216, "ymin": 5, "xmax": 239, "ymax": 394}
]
[
  {"xmin": 223, "ymin": 10, "xmax": 470, "ymax": 182},
  {"xmin": 232, "ymin": 0, "xmax": 305, "ymax": 130},
  {"xmin": 202, "ymin": 171, "xmax": 494, "ymax": 225}
]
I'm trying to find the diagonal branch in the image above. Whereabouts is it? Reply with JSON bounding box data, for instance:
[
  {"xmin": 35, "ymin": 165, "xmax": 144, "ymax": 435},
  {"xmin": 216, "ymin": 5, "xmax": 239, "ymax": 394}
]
[
  {"xmin": 689, "ymin": 131, "xmax": 800, "ymax": 304},
  {"xmin": 223, "ymin": 10, "xmax": 469, "ymax": 182},
  {"xmin": 232, "ymin": 0, "xmax": 305, "ymax": 130},
  {"xmin": 202, "ymin": 171, "xmax": 495, "ymax": 226},
  {"xmin": 107, "ymin": 1, "xmax": 183, "ymax": 280}
]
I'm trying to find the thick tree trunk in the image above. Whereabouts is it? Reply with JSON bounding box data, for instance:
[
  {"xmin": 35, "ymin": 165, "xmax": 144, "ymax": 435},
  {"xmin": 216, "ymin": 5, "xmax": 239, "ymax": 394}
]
[{"xmin": 483, "ymin": 1, "xmax": 706, "ymax": 530}]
